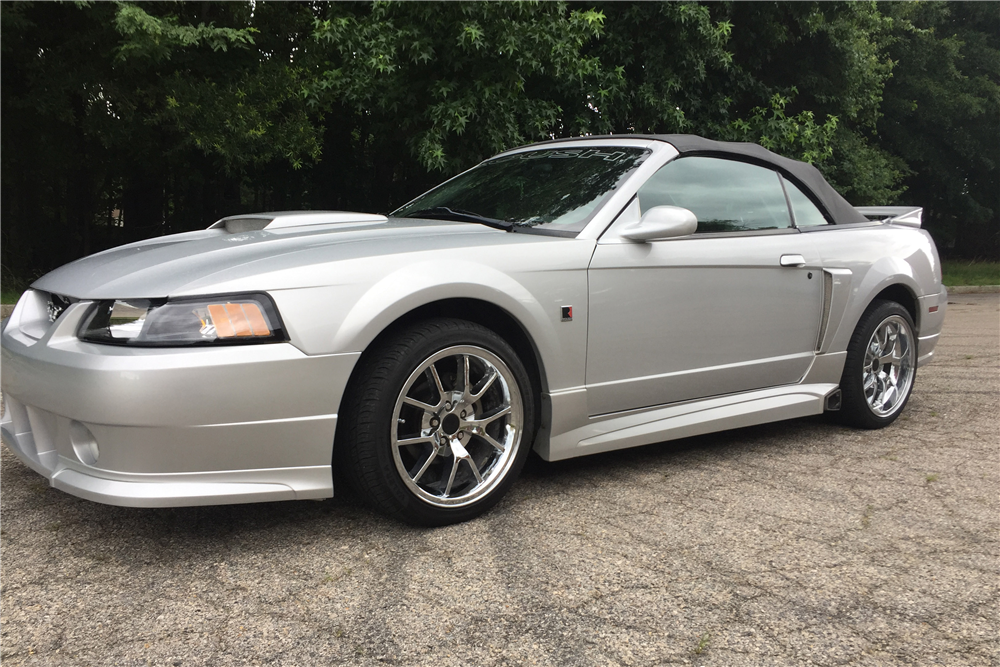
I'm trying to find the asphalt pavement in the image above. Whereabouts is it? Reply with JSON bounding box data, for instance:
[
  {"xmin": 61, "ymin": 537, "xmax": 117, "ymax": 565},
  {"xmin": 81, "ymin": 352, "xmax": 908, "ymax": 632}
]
[{"xmin": 2, "ymin": 295, "xmax": 997, "ymax": 667}]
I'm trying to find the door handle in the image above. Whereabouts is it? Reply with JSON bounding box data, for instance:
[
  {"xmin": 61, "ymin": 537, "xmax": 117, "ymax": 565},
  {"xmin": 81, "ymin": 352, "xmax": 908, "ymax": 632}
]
[{"xmin": 780, "ymin": 254, "xmax": 806, "ymax": 267}]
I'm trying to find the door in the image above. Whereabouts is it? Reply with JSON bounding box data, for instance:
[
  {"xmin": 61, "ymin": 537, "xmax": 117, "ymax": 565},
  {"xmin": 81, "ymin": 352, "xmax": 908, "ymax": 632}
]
[{"xmin": 585, "ymin": 156, "xmax": 824, "ymax": 416}]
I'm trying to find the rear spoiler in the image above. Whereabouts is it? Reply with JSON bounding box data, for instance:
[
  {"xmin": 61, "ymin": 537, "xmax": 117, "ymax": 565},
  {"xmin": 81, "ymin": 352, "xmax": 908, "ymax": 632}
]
[{"xmin": 855, "ymin": 206, "xmax": 922, "ymax": 228}]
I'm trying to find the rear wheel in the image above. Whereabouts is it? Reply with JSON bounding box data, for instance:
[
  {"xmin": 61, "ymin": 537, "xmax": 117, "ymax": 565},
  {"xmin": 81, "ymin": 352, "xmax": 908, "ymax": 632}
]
[
  {"xmin": 838, "ymin": 300, "xmax": 917, "ymax": 429},
  {"xmin": 337, "ymin": 318, "xmax": 536, "ymax": 525}
]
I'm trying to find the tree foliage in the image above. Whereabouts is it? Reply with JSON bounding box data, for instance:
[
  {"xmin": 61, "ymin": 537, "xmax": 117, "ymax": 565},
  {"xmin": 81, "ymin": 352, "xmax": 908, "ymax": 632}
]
[
  {"xmin": 307, "ymin": 2, "xmax": 616, "ymax": 172},
  {"xmin": 877, "ymin": 1, "xmax": 999, "ymax": 257},
  {"xmin": 2, "ymin": 0, "xmax": 996, "ymax": 287}
]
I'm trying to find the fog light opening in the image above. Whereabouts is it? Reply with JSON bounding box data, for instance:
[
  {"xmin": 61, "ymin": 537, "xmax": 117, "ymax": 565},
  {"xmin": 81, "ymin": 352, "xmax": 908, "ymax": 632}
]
[{"xmin": 69, "ymin": 421, "xmax": 99, "ymax": 465}]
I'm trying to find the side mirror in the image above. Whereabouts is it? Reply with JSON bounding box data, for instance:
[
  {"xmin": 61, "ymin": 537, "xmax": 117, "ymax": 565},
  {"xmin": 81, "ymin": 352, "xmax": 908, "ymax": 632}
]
[{"xmin": 619, "ymin": 206, "xmax": 698, "ymax": 242}]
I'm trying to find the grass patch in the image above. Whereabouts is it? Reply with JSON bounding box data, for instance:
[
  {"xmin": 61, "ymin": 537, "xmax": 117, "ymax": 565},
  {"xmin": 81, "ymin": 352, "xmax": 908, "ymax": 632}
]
[
  {"xmin": 1, "ymin": 270, "xmax": 31, "ymax": 304},
  {"xmin": 942, "ymin": 260, "xmax": 1000, "ymax": 286},
  {"xmin": 1, "ymin": 287, "xmax": 23, "ymax": 305}
]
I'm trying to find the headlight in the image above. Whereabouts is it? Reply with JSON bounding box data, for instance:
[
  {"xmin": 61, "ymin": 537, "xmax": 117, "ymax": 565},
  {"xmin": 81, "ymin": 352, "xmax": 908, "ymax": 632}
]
[{"xmin": 78, "ymin": 293, "xmax": 287, "ymax": 347}]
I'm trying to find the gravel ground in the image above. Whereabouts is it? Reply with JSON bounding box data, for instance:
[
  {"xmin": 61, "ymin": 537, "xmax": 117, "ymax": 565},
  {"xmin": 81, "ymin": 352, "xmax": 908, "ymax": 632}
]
[{"xmin": 2, "ymin": 295, "xmax": 997, "ymax": 667}]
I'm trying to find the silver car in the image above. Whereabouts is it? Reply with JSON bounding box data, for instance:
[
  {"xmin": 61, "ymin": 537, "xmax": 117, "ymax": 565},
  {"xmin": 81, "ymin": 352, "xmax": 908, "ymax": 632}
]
[{"xmin": 1, "ymin": 135, "xmax": 947, "ymax": 525}]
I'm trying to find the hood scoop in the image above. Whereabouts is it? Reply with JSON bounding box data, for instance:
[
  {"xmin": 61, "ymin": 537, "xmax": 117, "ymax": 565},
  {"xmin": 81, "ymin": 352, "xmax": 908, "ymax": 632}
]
[{"xmin": 210, "ymin": 211, "xmax": 388, "ymax": 233}]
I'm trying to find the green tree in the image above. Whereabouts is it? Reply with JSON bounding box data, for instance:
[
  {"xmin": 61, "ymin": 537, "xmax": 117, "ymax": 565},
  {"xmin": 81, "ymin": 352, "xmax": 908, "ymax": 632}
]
[
  {"xmin": 583, "ymin": 2, "xmax": 735, "ymax": 134},
  {"xmin": 306, "ymin": 1, "xmax": 618, "ymax": 174},
  {"xmin": 591, "ymin": 1, "xmax": 905, "ymax": 202},
  {"xmin": 877, "ymin": 1, "xmax": 1000, "ymax": 258},
  {"xmin": 3, "ymin": 1, "xmax": 997, "ymax": 288},
  {"xmin": 1, "ymin": 1, "xmax": 322, "ymax": 282},
  {"xmin": 718, "ymin": 1, "xmax": 906, "ymax": 204}
]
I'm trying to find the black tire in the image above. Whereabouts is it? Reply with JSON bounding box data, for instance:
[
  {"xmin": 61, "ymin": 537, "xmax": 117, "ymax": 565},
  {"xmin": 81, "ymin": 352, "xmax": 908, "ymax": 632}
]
[
  {"xmin": 335, "ymin": 318, "xmax": 537, "ymax": 526},
  {"xmin": 838, "ymin": 299, "xmax": 917, "ymax": 429}
]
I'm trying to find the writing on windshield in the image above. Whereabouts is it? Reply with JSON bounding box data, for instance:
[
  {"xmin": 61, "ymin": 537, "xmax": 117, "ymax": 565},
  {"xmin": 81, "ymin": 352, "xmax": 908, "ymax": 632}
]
[{"xmin": 394, "ymin": 147, "xmax": 649, "ymax": 233}]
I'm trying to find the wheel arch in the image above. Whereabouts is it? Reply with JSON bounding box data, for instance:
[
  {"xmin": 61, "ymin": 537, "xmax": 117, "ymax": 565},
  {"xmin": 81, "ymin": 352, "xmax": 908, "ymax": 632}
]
[
  {"xmin": 826, "ymin": 255, "xmax": 925, "ymax": 356},
  {"xmin": 331, "ymin": 297, "xmax": 550, "ymax": 466},
  {"xmin": 831, "ymin": 280, "xmax": 920, "ymax": 357},
  {"xmin": 353, "ymin": 297, "xmax": 548, "ymax": 397},
  {"xmin": 871, "ymin": 283, "xmax": 918, "ymax": 326}
]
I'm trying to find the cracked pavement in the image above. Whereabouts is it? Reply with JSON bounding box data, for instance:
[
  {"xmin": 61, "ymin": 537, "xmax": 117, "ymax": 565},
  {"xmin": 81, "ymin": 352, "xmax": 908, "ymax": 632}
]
[{"xmin": 2, "ymin": 294, "xmax": 997, "ymax": 666}]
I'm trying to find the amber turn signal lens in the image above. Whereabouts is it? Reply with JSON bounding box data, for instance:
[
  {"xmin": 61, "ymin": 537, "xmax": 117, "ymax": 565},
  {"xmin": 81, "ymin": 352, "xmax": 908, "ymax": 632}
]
[{"xmin": 207, "ymin": 303, "xmax": 272, "ymax": 338}]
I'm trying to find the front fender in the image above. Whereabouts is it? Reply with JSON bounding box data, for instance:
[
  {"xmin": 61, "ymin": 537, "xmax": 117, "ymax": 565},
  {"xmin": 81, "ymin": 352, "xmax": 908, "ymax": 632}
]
[
  {"xmin": 333, "ymin": 260, "xmax": 552, "ymax": 353},
  {"xmin": 329, "ymin": 258, "xmax": 590, "ymax": 393}
]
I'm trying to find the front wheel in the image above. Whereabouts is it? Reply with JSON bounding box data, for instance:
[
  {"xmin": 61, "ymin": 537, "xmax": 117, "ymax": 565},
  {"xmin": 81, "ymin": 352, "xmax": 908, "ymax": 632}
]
[
  {"xmin": 838, "ymin": 300, "xmax": 917, "ymax": 429},
  {"xmin": 336, "ymin": 319, "xmax": 536, "ymax": 525}
]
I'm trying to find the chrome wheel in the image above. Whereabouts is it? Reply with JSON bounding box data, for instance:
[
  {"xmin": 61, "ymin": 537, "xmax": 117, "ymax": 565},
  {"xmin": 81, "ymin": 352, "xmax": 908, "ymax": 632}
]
[
  {"xmin": 862, "ymin": 314, "xmax": 915, "ymax": 417},
  {"xmin": 391, "ymin": 345, "xmax": 523, "ymax": 508}
]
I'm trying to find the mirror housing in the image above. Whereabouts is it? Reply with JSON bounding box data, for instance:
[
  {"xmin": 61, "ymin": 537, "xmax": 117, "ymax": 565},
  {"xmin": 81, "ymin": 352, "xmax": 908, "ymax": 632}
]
[{"xmin": 620, "ymin": 206, "xmax": 698, "ymax": 242}]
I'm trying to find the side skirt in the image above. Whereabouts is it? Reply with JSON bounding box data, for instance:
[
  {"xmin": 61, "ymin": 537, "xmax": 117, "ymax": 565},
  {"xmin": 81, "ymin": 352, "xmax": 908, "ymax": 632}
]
[{"xmin": 540, "ymin": 383, "xmax": 839, "ymax": 462}]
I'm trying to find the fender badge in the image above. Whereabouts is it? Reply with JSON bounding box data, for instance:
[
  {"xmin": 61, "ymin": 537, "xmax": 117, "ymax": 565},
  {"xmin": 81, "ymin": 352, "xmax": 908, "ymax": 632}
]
[{"xmin": 561, "ymin": 306, "xmax": 573, "ymax": 322}]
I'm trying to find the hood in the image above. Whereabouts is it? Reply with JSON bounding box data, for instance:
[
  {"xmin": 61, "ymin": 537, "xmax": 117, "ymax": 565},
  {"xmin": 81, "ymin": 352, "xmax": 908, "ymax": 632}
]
[{"xmin": 32, "ymin": 215, "xmax": 556, "ymax": 300}]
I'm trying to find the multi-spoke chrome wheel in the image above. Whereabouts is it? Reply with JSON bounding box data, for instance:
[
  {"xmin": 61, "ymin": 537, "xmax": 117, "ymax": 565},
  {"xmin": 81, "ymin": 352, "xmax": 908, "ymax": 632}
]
[
  {"xmin": 392, "ymin": 346, "xmax": 523, "ymax": 507},
  {"xmin": 862, "ymin": 315, "xmax": 915, "ymax": 417},
  {"xmin": 337, "ymin": 318, "xmax": 536, "ymax": 525},
  {"xmin": 838, "ymin": 300, "xmax": 917, "ymax": 429}
]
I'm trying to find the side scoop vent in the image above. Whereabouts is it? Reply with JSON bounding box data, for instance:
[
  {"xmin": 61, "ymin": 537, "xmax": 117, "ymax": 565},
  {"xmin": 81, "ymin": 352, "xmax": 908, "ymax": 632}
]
[{"xmin": 209, "ymin": 211, "xmax": 388, "ymax": 233}]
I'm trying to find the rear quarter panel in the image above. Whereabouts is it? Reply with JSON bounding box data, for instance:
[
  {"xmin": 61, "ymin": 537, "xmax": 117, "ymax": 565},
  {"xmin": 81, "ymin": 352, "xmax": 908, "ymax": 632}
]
[{"xmin": 806, "ymin": 224, "xmax": 943, "ymax": 353}]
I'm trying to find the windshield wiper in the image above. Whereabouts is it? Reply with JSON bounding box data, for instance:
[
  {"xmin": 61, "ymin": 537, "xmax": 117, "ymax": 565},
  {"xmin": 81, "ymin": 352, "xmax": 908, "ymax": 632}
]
[{"xmin": 403, "ymin": 207, "xmax": 512, "ymax": 231}]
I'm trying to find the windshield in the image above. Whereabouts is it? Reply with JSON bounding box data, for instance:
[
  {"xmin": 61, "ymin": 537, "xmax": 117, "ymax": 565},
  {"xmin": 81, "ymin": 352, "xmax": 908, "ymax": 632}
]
[{"xmin": 393, "ymin": 147, "xmax": 650, "ymax": 233}]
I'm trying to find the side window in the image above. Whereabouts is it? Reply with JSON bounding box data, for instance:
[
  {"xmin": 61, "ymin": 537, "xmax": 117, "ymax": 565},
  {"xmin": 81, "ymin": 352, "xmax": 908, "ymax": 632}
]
[
  {"xmin": 637, "ymin": 157, "xmax": 791, "ymax": 233},
  {"xmin": 783, "ymin": 179, "xmax": 830, "ymax": 226}
]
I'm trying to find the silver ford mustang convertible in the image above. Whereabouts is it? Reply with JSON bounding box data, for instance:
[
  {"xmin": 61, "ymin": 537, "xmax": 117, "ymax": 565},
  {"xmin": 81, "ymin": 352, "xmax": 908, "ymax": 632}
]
[{"xmin": 1, "ymin": 135, "xmax": 946, "ymax": 525}]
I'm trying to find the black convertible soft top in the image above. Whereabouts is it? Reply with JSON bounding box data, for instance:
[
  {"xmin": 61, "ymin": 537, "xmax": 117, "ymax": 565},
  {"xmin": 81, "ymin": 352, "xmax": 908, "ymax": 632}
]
[{"xmin": 531, "ymin": 134, "xmax": 867, "ymax": 225}]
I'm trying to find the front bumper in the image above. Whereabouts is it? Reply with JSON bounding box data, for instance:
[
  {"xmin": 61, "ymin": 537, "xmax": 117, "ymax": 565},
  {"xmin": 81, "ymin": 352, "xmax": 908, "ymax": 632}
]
[{"xmin": 1, "ymin": 294, "xmax": 360, "ymax": 507}]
